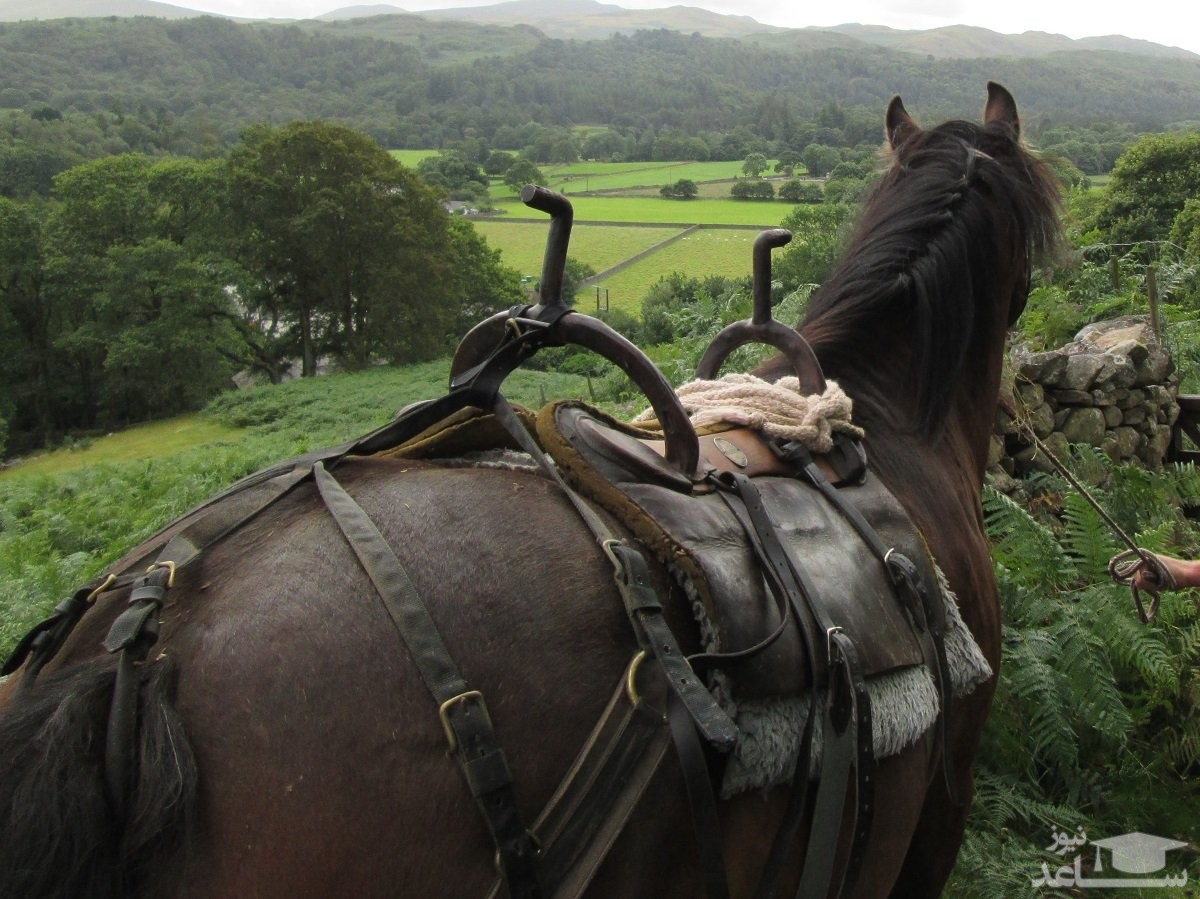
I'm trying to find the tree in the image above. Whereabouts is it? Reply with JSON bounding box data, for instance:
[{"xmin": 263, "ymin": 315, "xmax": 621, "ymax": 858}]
[
  {"xmin": 741, "ymin": 152, "xmax": 769, "ymax": 179},
  {"xmin": 775, "ymin": 151, "xmax": 803, "ymax": 176},
  {"xmin": 416, "ymin": 151, "xmax": 489, "ymax": 206},
  {"xmin": 227, "ymin": 121, "xmax": 457, "ymax": 374},
  {"xmin": 660, "ymin": 179, "xmax": 699, "ymax": 199},
  {"xmin": 445, "ymin": 217, "xmax": 527, "ymax": 337},
  {"xmin": 730, "ymin": 180, "xmax": 774, "ymax": 201},
  {"xmin": 0, "ymin": 197, "xmax": 52, "ymax": 450},
  {"xmin": 773, "ymin": 202, "xmax": 855, "ymax": 290},
  {"xmin": 43, "ymin": 154, "xmax": 240, "ymax": 427},
  {"xmin": 503, "ymin": 158, "xmax": 546, "ymax": 194},
  {"xmin": 778, "ymin": 179, "xmax": 822, "ymax": 203},
  {"xmin": 1095, "ymin": 133, "xmax": 1200, "ymax": 246},
  {"xmin": 800, "ymin": 144, "xmax": 842, "ymax": 178}
]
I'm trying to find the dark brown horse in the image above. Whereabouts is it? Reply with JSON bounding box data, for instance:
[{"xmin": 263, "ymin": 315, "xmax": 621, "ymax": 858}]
[{"xmin": 0, "ymin": 83, "xmax": 1060, "ymax": 898}]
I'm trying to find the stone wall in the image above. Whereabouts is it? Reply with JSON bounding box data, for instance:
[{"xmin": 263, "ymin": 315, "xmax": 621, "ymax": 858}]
[{"xmin": 991, "ymin": 316, "xmax": 1180, "ymax": 488}]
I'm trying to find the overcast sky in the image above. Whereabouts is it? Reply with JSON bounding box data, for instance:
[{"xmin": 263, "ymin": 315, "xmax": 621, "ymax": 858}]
[{"xmin": 179, "ymin": 0, "xmax": 1200, "ymax": 56}]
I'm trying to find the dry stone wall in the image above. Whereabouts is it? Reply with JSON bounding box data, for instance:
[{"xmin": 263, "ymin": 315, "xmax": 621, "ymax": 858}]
[{"xmin": 991, "ymin": 316, "xmax": 1180, "ymax": 488}]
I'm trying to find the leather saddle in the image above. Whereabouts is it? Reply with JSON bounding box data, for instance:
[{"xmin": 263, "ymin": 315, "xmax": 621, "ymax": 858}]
[{"xmin": 536, "ymin": 401, "xmax": 933, "ymax": 700}]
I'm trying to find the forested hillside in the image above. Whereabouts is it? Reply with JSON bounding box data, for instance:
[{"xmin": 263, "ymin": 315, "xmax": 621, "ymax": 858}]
[{"xmin": 1, "ymin": 15, "xmax": 1198, "ymax": 167}]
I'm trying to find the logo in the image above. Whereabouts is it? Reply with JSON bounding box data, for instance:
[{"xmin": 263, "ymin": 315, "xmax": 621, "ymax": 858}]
[{"xmin": 1033, "ymin": 828, "xmax": 1190, "ymax": 889}]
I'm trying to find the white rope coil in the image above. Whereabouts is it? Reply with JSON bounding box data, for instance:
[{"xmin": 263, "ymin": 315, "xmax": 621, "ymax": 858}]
[{"xmin": 636, "ymin": 374, "xmax": 864, "ymax": 453}]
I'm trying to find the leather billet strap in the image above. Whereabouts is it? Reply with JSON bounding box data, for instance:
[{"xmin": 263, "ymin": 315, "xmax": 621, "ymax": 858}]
[
  {"xmin": 102, "ymin": 563, "xmax": 174, "ymax": 819},
  {"xmin": 714, "ymin": 471, "xmax": 873, "ymax": 899},
  {"xmin": 774, "ymin": 439, "xmax": 956, "ymax": 803},
  {"xmin": 488, "ymin": 395, "xmax": 738, "ymax": 899},
  {"xmin": 486, "ymin": 663, "xmax": 674, "ymax": 899},
  {"xmin": 489, "ymin": 395, "xmax": 737, "ymax": 751},
  {"xmin": 311, "ymin": 462, "xmax": 541, "ymax": 899}
]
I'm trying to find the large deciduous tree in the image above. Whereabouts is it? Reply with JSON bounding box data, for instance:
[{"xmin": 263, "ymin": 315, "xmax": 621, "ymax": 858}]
[
  {"xmin": 1095, "ymin": 132, "xmax": 1200, "ymax": 246},
  {"xmin": 227, "ymin": 121, "xmax": 457, "ymax": 375},
  {"xmin": 44, "ymin": 154, "xmax": 240, "ymax": 428}
]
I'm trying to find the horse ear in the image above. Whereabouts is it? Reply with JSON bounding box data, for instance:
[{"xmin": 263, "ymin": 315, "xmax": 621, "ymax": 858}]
[
  {"xmin": 886, "ymin": 95, "xmax": 919, "ymax": 148},
  {"xmin": 984, "ymin": 81, "xmax": 1020, "ymax": 138}
]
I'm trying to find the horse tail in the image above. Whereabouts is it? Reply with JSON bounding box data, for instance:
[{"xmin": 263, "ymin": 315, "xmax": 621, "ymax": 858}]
[{"xmin": 0, "ymin": 657, "xmax": 198, "ymax": 899}]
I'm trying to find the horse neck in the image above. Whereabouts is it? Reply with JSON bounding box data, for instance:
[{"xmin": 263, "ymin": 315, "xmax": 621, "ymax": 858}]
[{"xmin": 797, "ymin": 276, "xmax": 1017, "ymax": 492}]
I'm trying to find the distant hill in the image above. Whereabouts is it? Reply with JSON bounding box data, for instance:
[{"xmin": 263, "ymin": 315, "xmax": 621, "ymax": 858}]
[{"xmin": 0, "ymin": 0, "xmax": 1194, "ymax": 60}]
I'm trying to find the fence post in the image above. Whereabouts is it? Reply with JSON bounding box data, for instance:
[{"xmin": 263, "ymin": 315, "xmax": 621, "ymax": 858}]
[{"xmin": 1147, "ymin": 264, "xmax": 1160, "ymax": 341}]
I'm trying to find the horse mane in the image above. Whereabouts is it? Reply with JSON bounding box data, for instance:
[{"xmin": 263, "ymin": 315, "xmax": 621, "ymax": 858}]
[{"xmin": 794, "ymin": 116, "xmax": 1063, "ymax": 432}]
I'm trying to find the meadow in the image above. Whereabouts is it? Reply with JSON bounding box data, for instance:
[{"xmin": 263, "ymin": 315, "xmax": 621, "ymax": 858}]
[
  {"xmin": 587, "ymin": 228, "xmax": 761, "ymax": 314},
  {"xmin": 497, "ymin": 159, "xmax": 780, "ymax": 196},
  {"xmin": 471, "ymin": 221, "xmax": 689, "ymax": 280}
]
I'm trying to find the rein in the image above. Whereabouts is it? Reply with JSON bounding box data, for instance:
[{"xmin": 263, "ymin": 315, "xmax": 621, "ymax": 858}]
[{"xmin": 1008, "ymin": 399, "xmax": 1171, "ymax": 622}]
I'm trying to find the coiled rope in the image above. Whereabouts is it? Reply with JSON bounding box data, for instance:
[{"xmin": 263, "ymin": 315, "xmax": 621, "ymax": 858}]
[{"xmin": 634, "ymin": 374, "xmax": 864, "ymax": 453}]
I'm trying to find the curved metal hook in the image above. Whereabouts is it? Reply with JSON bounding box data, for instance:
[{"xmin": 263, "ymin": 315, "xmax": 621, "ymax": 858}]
[
  {"xmin": 448, "ymin": 186, "xmax": 701, "ymax": 476},
  {"xmin": 696, "ymin": 229, "xmax": 827, "ymax": 394}
]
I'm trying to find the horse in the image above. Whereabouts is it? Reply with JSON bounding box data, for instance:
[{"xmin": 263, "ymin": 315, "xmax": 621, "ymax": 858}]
[{"xmin": 0, "ymin": 82, "xmax": 1061, "ymax": 899}]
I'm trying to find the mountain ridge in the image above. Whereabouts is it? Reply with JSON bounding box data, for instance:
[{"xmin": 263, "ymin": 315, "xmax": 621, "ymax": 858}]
[{"xmin": 0, "ymin": 0, "xmax": 1192, "ymax": 60}]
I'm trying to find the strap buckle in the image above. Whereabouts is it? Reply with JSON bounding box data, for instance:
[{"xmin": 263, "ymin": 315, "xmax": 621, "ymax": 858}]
[{"xmin": 438, "ymin": 689, "xmax": 488, "ymax": 753}]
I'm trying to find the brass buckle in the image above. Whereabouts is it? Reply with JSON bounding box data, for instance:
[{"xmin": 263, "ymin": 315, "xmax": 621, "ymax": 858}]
[
  {"xmin": 86, "ymin": 573, "xmax": 118, "ymax": 604},
  {"xmin": 146, "ymin": 560, "xmax": 177, "ymax": 588},
  {"xmin": 438, "ymin": 689, "xmax": 486, "ymax": 753},
  {"xmin": 624, "ymin": 650, "xmax": 648, "ymax": 705}
]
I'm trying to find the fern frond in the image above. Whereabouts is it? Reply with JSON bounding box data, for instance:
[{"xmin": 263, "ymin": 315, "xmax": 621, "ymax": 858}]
[
  {"xmin": 1159, "ymin": 710, "xmax": 1200, "ymax": 771},
  {"xmin": 1061, "ymin": 491, "xmax": 1121, "ymax": 576},
  {"xmin": 1107, "ymin": 609, "xmax": 1180, "ymax": 696},
  {"xmin": 985, "ymin": 485, "xmax": 1074, "ymax": 590},
  {"xmin": 1048, "ymin": 595, "xmax": 1132, "ymax": 745},
  {"xmin": 1003, "ymin": 627, "xmax": 1080, "ymax": 776}
]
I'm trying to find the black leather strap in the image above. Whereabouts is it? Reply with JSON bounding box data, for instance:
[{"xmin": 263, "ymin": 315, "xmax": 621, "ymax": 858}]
[
  {"xmin": 794, "ymin": 631, "xmax": 866, "ymax": 899},
  {"xmin": 490, "ymin": 395, "xmax": 737, "ymax": 751},
  {"xmin": 668, "ymin": 694, "xmax": 731, "ymax": 899},
  {"xmin": 102, "ymin": 565, "xmax": 173, "ymax": 819},
  {"xmin": 715, "ymin": 472, "xmax": 874, "ymax": 899},
  {"xmin": 779, "ymin": 440, "xmax": 956, "ymax": 804},
  {"xmin": 311, "ymin": 461, "xmax": 541, "ymax": 898}
]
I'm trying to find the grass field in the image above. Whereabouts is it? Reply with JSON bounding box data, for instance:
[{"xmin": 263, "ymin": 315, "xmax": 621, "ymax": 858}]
[
  {"xmin": 532, "ymin": 160, "xmax": 778, "ymax": 194},
  {"xmin": 588, "ymin": 229, "xmax": 761, "ymax": 314},
  {"xmin": 391, "ymin": 149, "xmax": 440, "ymax": 168},
  {"xmin": 1, "ymin": 415, "xmax": 243, "ymax": 480},
  {"xmin": 492, "ymin": 195, "xmax": 790, "ymax": 227},
  {"xmin": 389, "ymin": 154, "xmax": 803, "ymax": 312},
  {"xmin": 472, "ymin": 221, "xmax": 689, "ymax": 278}
]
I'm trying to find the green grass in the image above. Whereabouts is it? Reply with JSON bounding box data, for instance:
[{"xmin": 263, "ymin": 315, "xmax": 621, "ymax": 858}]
[
  {"xmin": 489, "ymin": 160, "xmax": 798, "ymax": 198},
  {"xmin": 391, "ymin": 149, "xmax": 440, "ymax": 168},
  {"xmin": 1, "ymin": 415, "xmax": 243, "ymax": 480},
  {"xmin": 539, "ymin": 160, "xmax": 775, "ymax": 193},
  {"xmin": 473, "ymin": 221, "xmax": 688, "ymax": 278},
  {"xmin": 590, "ymin": 229, "xmax": 760, "ymax": 314},
  {"xmin": 491, "ymin": 195, "xmax": 790, "ymax": 227}
]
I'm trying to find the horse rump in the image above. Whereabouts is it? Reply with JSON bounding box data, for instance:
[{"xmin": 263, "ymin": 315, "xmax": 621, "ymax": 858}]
[{"xmin": 0, "ymin": 657, "xmax": 197, "ymax": 899}]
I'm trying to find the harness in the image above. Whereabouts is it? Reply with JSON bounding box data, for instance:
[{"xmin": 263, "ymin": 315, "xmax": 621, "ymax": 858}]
[{"xmin": 3, "ymin": 189, "xmax": 966, "ymax": 899}]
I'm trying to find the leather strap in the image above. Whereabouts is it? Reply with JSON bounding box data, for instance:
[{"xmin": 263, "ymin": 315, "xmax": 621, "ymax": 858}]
[
  {"xmin": 488, "ymin": 667, "xmax": 674, "ymax": 899},
  {"xmin": 794, "ymin": 631, "xmax": 868, "ymax": 899},
  {"xmin": 312, "ymin": 461, "xmax": 541, "ymax": 898},
  {"xmin": 102, "ymin": 565, "xmax": 173, "ymax": 818},
  {"xmin": 777, "ymin": 440, "xmax": 956, "ymax": 804},
  {"xmin": 669, "ymin": 694, "xmax": 731, "ymax": 899},
  {"xmin": 490, "ymin": 395, "xmax": 737, "ymax": 751},
  {"xmin": 715, "ymin": 472, "xmax": 874, "ymax": 899}
]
